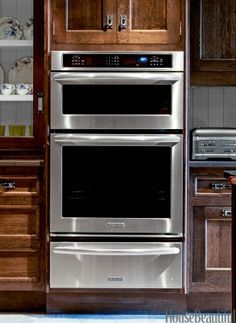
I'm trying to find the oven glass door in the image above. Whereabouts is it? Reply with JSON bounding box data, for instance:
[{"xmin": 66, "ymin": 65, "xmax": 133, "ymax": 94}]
[
  {"xmin": 62, "ymin": 146, "xmax": 170, "ymax": 218},
  {"xmin": 50, "ymin": 134, "xmax": 183, "ymax": 235},
  {"xmin": 51, "ymin": 72, "xmax": 183, "ymax": 130},
  {"xmin": 63, "ymin": 84, "xmax": 171, "ymax": 114}
]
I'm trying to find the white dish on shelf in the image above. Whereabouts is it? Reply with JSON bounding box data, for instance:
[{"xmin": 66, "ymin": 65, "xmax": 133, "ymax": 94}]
[
  {"xmin": 0, "ymin": 65, "xmax": 4, "ymax": 83},
  {"xmin": 0, "ymin": 17, "xmax": 23, "ymax": 40},
  {"xmin": 8, "ymin": 56, "xmax": 33, "ymax": 84},
  {"xmin": 23, "ymin": 18, "xmax": 33, "ymax": 40}
]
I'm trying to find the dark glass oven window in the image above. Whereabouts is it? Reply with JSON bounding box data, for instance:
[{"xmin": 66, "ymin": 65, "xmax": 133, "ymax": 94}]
[
  {"xmin": 63, "ymin": 85, "xmax": 171, "ymax": 114},
  {"xmin": 62, "ymin": 147, "xmax": 171, "ymax": 218}
]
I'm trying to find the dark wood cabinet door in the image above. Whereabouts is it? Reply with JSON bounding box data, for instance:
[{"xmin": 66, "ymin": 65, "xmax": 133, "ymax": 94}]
[
  {"xmin": 117, "ymin": 0, "xmax": 181, "ymax": 44},
  {"xmin": 190, "ymin": 206, "xmax": 231, "ymax": 292},
  {"xmin": 52, "ymin": 0, "xmax": 117, "ymax": 44},
  {"xmin": 189, "ymin": 168, "xmax": 232, "ymax": 293},
  {"xmin": 191, "ymin": 0, "xmax": 236, "ymax": 85}
]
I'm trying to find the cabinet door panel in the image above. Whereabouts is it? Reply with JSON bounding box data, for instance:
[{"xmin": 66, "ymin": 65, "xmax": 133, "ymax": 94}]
[
  {"xmin": 191, "ymin": 206, "xmax": 231, "ymax": 292},
  {"xmin": 52, "ymin": 0, "xmax": 117, "ymax": 44},
  {"xmin": 191, "ymin": 0, "xmax": 236, "ymax": 84},
  {"xmin": 202, "ymin": 0, "xmax": 236, "ymax": 60},
  {"xmin": 68, "ymin": 0, "xmax": 103, "ymax": 30},
  {"xmin": 117, "ymin": 0, "xmax": 181, "ymax": 44},
  {"xmin": 206, "ymin": 219, "xmax": 231, "ymax": 269}
]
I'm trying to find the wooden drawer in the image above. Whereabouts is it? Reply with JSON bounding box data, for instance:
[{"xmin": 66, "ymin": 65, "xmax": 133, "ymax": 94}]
[
  {"xmin": 0, "ymin": 248, "xmax": 42, "ymax": 290},
  {"xmin": 0, "ymin": 206, "xmax": 40, "ymax": 238},
  {"xmin": 0, "ymin": 176, "xmax": 40, "ymax": 205},
  {"xmin": 194, "ymin": 176, "xmax": 231, "ymax": 196}
]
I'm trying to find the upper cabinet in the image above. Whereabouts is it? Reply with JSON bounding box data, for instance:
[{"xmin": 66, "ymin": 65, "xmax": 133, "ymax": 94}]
[
  {"xmin": 51, "ymin": 0, "xmax": 182, "ymax": 48},
  {"xmin": 0, "ymin": 0, "xmax": 44, "ymax": 151},
  {"xmin": 191, "ymin": 0, "xmax": 236, "ymax": 85}
]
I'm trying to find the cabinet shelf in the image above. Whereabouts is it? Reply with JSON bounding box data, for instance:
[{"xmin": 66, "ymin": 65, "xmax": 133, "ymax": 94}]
[
  {"xmin": 0, "ymin": 40, "xmax": 33, "ymax": 47},
  {"xmin": 0, "ymin": 95, "xmax": 33, "ymax": 101}
]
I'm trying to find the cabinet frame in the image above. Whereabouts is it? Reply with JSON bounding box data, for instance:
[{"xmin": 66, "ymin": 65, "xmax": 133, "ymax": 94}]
[{"xmin": 0, "ymin": 0, "xmax": 45, "ymax": 150}]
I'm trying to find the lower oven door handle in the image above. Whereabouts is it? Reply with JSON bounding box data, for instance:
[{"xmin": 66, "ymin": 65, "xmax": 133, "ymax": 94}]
[
  {"xmin": 52, "ymin": 246, "xmax": 180, "ymax": 256},
  {"xmin": 53, "ymin": 134, "xmax": 180, "ymax": 147}
]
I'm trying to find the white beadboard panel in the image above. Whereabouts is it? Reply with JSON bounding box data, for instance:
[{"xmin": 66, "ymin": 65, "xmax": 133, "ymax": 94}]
[
  {"xmin": 0, "ymin": 102, "xmax": 16, "ymax": 136},
  {"xmin": 208, "ymin": 87, "xmax": 224, "ymax": 128},
  {"xmin": 191, "ymin": 87, "xmax": 209, "ymax": 129},
  {"xmin": 190, "ymin": 86, "xmax": 236, "ymax": 130},
  {"xmin": 16, "ymin": 102, "xmax": 32, "ymax": 125},
  {"xmin": 223, "ymin": 87, "xmax": 236, "ymax": 128}
]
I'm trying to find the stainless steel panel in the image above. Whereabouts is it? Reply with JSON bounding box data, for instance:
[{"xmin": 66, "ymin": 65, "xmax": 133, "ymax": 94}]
[
  {"xmin": 50, "ymin": 133, "xmax": 183, "ymax": 234},
  {"xmin": 50, "ymin": 71, "xmax": 183, "ymax": 130},
  {"xmin": 50, "ymin": 241, "xmax": 182, "ymax": 288},
  {"xmin": 51, "ymin": 51, "xmax": 184, "ymax": 72}
]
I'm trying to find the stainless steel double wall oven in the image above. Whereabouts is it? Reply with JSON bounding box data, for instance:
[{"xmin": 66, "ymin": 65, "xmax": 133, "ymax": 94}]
[{"xmin": 50, "ymin": 51, "xmax": 184, "ymax": 289}]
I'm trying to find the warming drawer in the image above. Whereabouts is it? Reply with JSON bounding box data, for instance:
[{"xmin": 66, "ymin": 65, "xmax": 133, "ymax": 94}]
[{"xmin": 50, "ymin": 241, "xmax": 182, "ymax": 289}]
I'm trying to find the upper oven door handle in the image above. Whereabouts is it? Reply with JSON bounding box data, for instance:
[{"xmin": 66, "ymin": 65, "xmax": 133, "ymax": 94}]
[
  {"xmin": 52, "ymin": 134, "xmax": 181, "ymax": 147},
  {"xmin": 52, "ymin": 72, "xmax": 182, "ymax": 85}
]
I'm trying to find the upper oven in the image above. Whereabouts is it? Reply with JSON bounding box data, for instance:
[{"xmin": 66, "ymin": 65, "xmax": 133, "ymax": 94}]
[{"xmin": 51, "ymin": 51, "xmax": 184, "ymax": 130}]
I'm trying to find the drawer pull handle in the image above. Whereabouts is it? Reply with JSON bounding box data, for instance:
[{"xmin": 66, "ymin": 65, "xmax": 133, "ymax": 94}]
[
  {"xmin": 222, "ymin": 209, "xmax": 232, "ymax": 217},
  {"xmin": 0, "ymin": 181, "xmax": 16, "ymax": 190},
  {"xmin": 211, "ymin": 183, "xmax": 230, "ymax": 191}
]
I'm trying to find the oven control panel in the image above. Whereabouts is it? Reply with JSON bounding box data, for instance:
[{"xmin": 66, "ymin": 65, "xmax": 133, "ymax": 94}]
[{"xmin": 63, "ymin": 54, "xmax": 172, "ymax": 68}]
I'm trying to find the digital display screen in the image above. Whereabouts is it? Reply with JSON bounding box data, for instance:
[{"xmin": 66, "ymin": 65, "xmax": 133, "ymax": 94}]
[{"xmin": 139, "ymin": 57, "xmax": 148, "ymax": 63}]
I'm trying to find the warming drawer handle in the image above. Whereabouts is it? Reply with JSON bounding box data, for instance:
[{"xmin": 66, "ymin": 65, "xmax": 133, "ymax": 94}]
[
  {"xmin": 53, "ymin": 246, "xmax": 180, "ymax": 256},
  {"xmin": 53, "ymin": 134, "xmax": 181, "ymax": 147}
]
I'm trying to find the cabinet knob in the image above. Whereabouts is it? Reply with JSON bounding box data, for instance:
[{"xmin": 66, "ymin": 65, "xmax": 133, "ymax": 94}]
[
  {"xmin": 104, "ymin": 15, "xmax": 113, "ymax": 30},
  {"xmin": 119, "ymin": 15, "xmax": 128, "ymax": 30},
  {"xmin": 0, "ymin": 181, "xmax": 16, "ymax": 190},
  {"xmin": 222, "ymin": 209, "xmax": 232, "ymax": 217}
]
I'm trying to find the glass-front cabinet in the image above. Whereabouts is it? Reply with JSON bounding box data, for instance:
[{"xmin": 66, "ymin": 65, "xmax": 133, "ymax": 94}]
[{"xmin": 0, "ymin": 0, "xmax": 44, "ymax": 150}]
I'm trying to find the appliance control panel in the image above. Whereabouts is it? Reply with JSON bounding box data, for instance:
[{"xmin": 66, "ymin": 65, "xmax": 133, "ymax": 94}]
[
  {"xmin": 63, "ymin": 53, "xmax": 172, "ymax": 68},
  {"xmin": 192, "ymin": 128, "xmax": 236, "ymax": 160}
]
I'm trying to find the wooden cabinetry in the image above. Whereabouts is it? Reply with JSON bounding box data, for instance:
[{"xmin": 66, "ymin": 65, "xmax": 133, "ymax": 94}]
[
  {"xmin": 0, "ymin": 0, "xmax": 44, "ymax": 150},
  {"xmin": 189, "ymin": 167, "xmax": 232, "ymax": 293},
  {"xmin": 0, "ymin": 165, "xmax": 44, "ymax": 291},
  {"xmin": 190, "ymin": 0, "xmax": 236, "ymax": 85},
  {"xmin": 51, "ymin": 0, "xmax": 182, "ymax": 48}
]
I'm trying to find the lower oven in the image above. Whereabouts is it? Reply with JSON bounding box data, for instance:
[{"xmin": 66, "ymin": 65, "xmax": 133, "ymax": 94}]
[
  {"xmin": 50, "ymin": 241, "xmax": 182, "ymax": 288},
  {"xmin": 50, "ymin": 133, "xmax": 183, "ymax": 236}
]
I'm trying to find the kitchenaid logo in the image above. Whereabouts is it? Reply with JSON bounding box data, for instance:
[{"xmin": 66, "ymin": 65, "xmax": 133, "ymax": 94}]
[
  {"xmin": 166, "ymin": 311, "xmax": 231, "ymax": 323},
  {"xmin": 108, "ymin": 277, "xmax": 125, "ymax": 282},
  {"xmin": 105, "ymin": 222, "xmax": 125, "ymax": 229}
]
